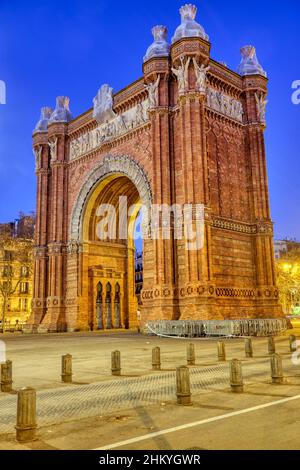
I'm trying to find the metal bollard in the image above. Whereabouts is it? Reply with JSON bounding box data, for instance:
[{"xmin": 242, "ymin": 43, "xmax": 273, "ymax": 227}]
[
  {"xmin": 16, "ymin": 387, "xmax": 37, "ymax": 442},
  {"xmin": 245, "ymin": 338, "xmax": 253, "ymax": 358},
  {"xmin": 230, "ymin": 359, "xmax": 244, "ymax": 393},
  {"xmin": 152, "ymin": 347, "xmax": 161, "ymax": 371},
  {"xmin": 111, "ymin": 351, "xmax": 121, "ymax": 376},
  {"xmin": 1, "ymin": 360, "xmax": 13, "ymax": 393},
  {"xmin": 268, "ymin": 337, "xmax": 276, "ymax": 355},
  {"xmin": 270, "ymin": 354, "xmax": 284, "ymax": 384},
  {"xmin": 187, "ymin": 343, "xmax": 196, "ymax": 366},
  {"xmin": 176, "ymin": 366, "xmax": 192, "ymax": 406},
  {"xmin": 61, "ymin": 354, "xmax": 73, "ymax": 383},
  {"xmin": 289, "ymin": 335, "xmax": 297, "ymax": 353},
  {"xmin": 217, "ymin": 342, "xmax": 226, "ymax": 362}
]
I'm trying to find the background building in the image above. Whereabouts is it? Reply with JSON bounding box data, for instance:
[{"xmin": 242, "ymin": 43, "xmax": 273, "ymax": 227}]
[
  {"xmin": 274, "ymin": 238, "xmax": 300, "ymax": 315},
  {"xmin": 274, "ymin": 239, "xmax": 300, "ymax": 260},
  {"xmin": 0, "ymin": 213, "xmax": 35, "ymax": 330}
]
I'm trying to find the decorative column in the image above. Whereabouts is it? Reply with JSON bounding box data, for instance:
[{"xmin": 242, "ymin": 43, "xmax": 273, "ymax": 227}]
[
  {"xmin": 142, "ymin": 50, "xmax": 179, "ymax": 323},
  {"xmin": 27, "ymin": 107, "xmax": 52, "ymax": 333},
  {"xmin": 38, "ymin": 97, "xmax": 73, "ymax": 332},
  {"xmin": 170, "ymin": 35, "xmax": 214, "ymax": 320},
  {"xmin": 243, "ymin": 72, "xmax": 281, "ymax": 318}
]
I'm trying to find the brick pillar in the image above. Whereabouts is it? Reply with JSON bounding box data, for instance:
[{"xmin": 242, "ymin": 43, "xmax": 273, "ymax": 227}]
[
  {"xmin": 243, "ymin": 77, "xmax": 282, "ymax": 318},
  {"xmin": 170, "ymin": 38, "xmax": 215, "ymax": 320},
  {"xmin": 30, "ymin": 132, "xmax": 50, "ymax": 331},
  {"xmin": 39, "ymin": 122, "xmax": 69, "ymax": 332},
  {"xmin": 142, "ymin": 57, "xmax": 179, "ymax": 323}
]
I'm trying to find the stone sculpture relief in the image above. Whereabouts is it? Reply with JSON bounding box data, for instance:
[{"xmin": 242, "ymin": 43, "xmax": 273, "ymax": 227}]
[
  {"xmin": 172, "ymin": 57, "xmax": 191, "ymax": 95},
  {"xmin": 49, "ymin": 137, "xmax": 58, "ymax": 163},
  {"xmin": 145, "ymin": 76, "xmax": 160, "ymax": 108},
  {"xmin": 206, "ymin": 88, "xmax": 244, "ymax": 123},
  {"xmin": 193, "ymin": 58, "xmax": 209, "ymax": 93},
  {"xmin": 70, "ymin": 100, "xmax": 150, "ymax": 161},
  {"xmin": 34, "ymin": 146, "xmax": 42, "ymax": 172},
  {"xmin": 255, "ymin": 92, "xmax": 268, "ymax": 123}
]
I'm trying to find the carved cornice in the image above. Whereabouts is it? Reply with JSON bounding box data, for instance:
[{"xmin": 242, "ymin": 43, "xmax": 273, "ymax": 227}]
[
  {"xmin": 48, "ymin": 122, "xmax": 68, "ymax": 136},
  {"xmin": 243, "ymin": 75, "xmax": 268, "ymax": 92},
  {"xmin": 33, "ymin": 132, "xmax": 49, "ymax": 146},
  {"xmin": 212, "ymin": 217, "xmax": 257, "ymax": 234},
  {"xmin": 143, "ymin": 57, "xmax": 170, "ymax": 77},
  {"xmin": 171, "ymin": 37, "xmax": 211, "ymax": 62},
  {"xmin": 208, "ymin": 61, "xmax": 243, "ymax": 94}
]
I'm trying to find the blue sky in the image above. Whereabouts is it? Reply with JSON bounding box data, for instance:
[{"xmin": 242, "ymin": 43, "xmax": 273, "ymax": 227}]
[{"xmin": 0, "ymin": 0, "xmax": 299, "ymax": 240}]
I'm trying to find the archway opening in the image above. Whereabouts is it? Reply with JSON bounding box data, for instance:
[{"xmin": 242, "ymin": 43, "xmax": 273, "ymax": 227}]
[{"xmin": 81, "ymin": 173, "xmax": 143, "ymax": 331}]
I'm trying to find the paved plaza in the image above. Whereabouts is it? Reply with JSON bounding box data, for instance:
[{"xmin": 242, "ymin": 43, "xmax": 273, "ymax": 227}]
[{"xmin": 0, "ymin": 329, "xmax": 300, "ymax": 450}]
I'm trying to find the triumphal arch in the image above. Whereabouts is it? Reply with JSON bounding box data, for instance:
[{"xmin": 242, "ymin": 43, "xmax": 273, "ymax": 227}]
[{"xmin": 29, "ymin": 4, "xmax": 283, "ymax": 334}]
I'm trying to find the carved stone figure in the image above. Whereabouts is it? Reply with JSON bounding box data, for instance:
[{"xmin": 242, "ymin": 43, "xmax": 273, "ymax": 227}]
[
  {"xmin": 255, "ymin": 93, "xmax": 268, "ymax": 123},
  {"xmin": 115, "ymin": 114, "xmax": 127, "ymax": 134},
  {"xmin": 193, "ymin": 58, "xmax": 209, "ymax": 93},
  {"xmin": 33, "ymin": 146, "xmax": 42, "ymax": 172},
  {"xmin": 135, "ymin": 103, "xmax": 146, "ymax": 126},
  {"xmin": 172, "ymin": 57, "xmax": 191, "ymax": 95},
  {"xmin": 93, "ymin": 84, "xmax": 116, "ymax": 124},
  {"xmin": 49, "ymin": 137, "xmax": 58, "ymax": 163},
  {"xmin": 146, "ymin": 76, "xmax": 160, "ymax": 108}
]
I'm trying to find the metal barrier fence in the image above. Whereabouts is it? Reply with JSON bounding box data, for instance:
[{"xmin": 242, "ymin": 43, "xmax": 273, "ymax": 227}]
[{"xmin": 147, "ymin": 319, "xmax": 288, "ymax": 338}]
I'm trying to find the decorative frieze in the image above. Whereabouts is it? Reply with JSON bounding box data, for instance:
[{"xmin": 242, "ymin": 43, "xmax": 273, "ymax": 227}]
[
  {"xmin": 212, "ymin": 218, "xmax": 257, "ymax": 234},
  {"xmin": 69, "ymin": 100, "xmax": 150, "ymax": 161},
  {"xmin": 206, "ymin": 88, "xmax": 244, "ymax": 122}
]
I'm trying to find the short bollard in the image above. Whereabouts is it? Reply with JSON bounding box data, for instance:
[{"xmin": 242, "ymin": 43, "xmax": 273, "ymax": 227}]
[
  {"xmin": 187, "ymin": 343, "xmax": 196, "ymax": 366},
  {"xmin": 289, "ymin": 335, "xmax": 297, "ymax": 353},
  {"xmin": 270, "ymin": 354, "xmax": 284, "ymax": 384},
  {"xmin": 230, "ymin": 359, "xmax": 244, "ymax": 393},
  {"xmin": 245, "ymin": 339, "xmax": 253, "ymax": 358},
  {"xmin": 268, "ymin": 337, "xmax": 276, "ymax": 355},
  {"xmin": 152, "ymin": 347, "xmax": 161, "ymax": 371},
  {"xmin": 16, "ymin": 387, "xmax": 37, "ymax": 443},
  {"xmin": 1, "ymin": 360, "xmax": 13, "ymax": 393},
  {"xmin": 217, "ymin": 342, "xmax": 226, "ymax": 362},
  {"xmin": 61, "ymin": 355, "xmax": 73, "ymax": 384},
  {"xmin": 176, "ymin": 366, "xmax": 192, "ymax": 406},
  {"xmin": 111, "ymin": 351, "xmax": 121, "ymax": 376}
]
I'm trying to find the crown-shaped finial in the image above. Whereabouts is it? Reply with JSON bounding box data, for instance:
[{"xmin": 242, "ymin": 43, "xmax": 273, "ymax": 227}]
[
  {"xmin": 172, "ymin": 3, "xmax": 209, "ymax": 43},
  {"xmin": 152, "ymin": 25, "xmax": 168, "ymax": 42},
  {"xmin": 180, "ymin": 4, "xmax": 197, "ymax": 21},
  {"xmin": 33, "ymin": 106, "xmax": 54, "ymax": 133},
  {"xmin": 237, "ymin": 45, "xmax": 267, "ymax": 77},
  {"xmin": 49, "ymin": 96, "xmax": 73, "ymax": 123},
  {"xmin": 144, "ymin": 25, "xmax": 169, "ymax": 62}
]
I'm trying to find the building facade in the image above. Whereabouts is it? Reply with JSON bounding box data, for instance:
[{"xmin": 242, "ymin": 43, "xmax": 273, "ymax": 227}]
[
  {"xmin": 29, "ymin": 4, "xmax": 283, "ymax": 333},
  {"xmin": 274, "ymin": 239, "xmax": 300, "ymax": 260},
  {"xmin": 0, "ymin": 216, "xmax": 34, "ymax": 329}
]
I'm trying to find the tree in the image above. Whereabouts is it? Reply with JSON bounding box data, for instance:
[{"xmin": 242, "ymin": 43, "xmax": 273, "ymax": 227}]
[
  {"xmin": 276, "ymin": 248, "xmax": 300, "ymax": 315},
  {"xmin": 0, "ymin": 235, "xmax": 33, "ymax": 333}
]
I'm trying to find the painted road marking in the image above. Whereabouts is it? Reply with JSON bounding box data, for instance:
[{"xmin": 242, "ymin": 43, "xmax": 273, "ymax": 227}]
[{"xmin": 94, "ymin": 394, "xmax": 300, "ymax": 450}]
